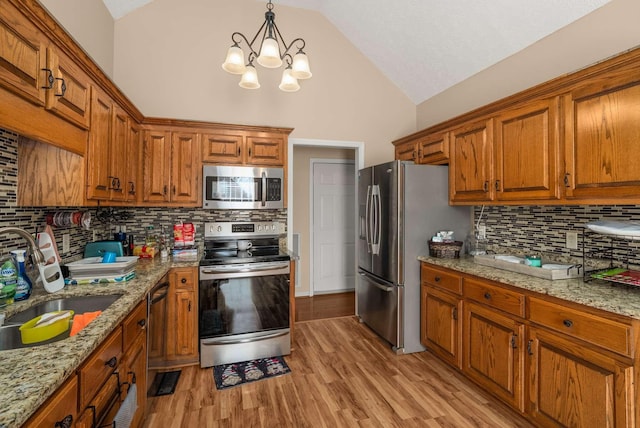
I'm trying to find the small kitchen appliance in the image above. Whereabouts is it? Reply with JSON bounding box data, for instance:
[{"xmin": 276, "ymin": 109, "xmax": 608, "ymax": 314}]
[
  {"xmin": 202, "ymin": 165, "xmax": 284, "ymax": 209},
  {"xmin": 198, "ymin": 221, "xmax": 290, "ymax": 368}
]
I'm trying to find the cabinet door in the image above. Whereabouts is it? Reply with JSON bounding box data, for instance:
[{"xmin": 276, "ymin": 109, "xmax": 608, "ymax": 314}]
[
  {"xmin": 125, "ymin": 121, "xmax": 141, "ymax": 202},
  {"xmin": 449, "ymin": 119, "xmax": 494, "ymax": 203},
  {"xmin": 168, "ymin": 267, "xmax": 198, "ymax": 361},
  {"xmin": 45, "ymin": 47, "xmax": 91, "ymax": 129},
  {"xmin": 528, "ymin": 326, "xmax": 634, "ymax": 428},
  {"xmin": 109, "ymin": 106, "xmax": 128, "ymax": 201},
  {"xmin": 122, "ymin": 334, "xmax": 147, "ymax": 428},
  {"xmin": 170, "ymin": 131, "xmax": 200, "ymax": 204},
  {"xmin": 202, "ymin": 131, "xmax": 244, "ymax": 164},
  {"xmin": 0, "ymin": 1, "xmax": 47, "ymax": 106},
  {"xmin": 417, "ymin": 132, "xmax": 449, "ymax": 164},
  {"xmin": 246, "ymin": 134, "xmax": 285, "ymax": 166},
  {"xmin": 495, "ymin": 98, "xmax": 560, "ymax": 201},
  {"xmin": 86, "ymin": 86, "xmax": 112, "ymax": 200},
  {"xmin": 422, "ymin": 285, "xmax": 462, "ymax": 368},
  {"xmin": 394, "ymin": 140, "xmax": 417, "ymax": 161},
  {"xmin": 142, "ymin": 129, "xmax": 171, "ymax": 203},
  {"xmin": 23, "ymin": 376, "xmax": 78, "ymax": 428},
  {"xmin": 463, "ymin": 301, "xmax": 525, "ymax": 412},
  {"xmin": 564, "ymin": 73, "xmax": 640, "ymax": 201}
]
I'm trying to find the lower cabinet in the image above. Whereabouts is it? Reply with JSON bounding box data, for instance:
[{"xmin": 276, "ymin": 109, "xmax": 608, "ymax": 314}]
[
  {"xmin": 420, "ymin": 261, "xmax": 638, "ymax": 427},
  {"xmin": 22, "ymin": 376, "xmax": 78, "ymax": 428},
  {"xmin": 167, "ymin": 267, "xmax": 199, "ymax": 364}
]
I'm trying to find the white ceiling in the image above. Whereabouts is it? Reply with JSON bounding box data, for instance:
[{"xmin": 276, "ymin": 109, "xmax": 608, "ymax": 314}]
[{"xmin": 102, "ymin": 0, "xmax": 613, "ymax": 104}]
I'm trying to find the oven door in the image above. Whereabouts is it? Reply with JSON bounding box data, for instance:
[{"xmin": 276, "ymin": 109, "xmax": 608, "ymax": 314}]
[{"xmin": 198, "ymin": 261, "xmax": 290, "ymax": 367}]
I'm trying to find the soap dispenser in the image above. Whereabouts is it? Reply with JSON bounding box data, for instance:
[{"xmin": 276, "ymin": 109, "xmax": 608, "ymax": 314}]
[{"xmin": 11, "ymin": 250, "xmax": 32, "ymax": 301}]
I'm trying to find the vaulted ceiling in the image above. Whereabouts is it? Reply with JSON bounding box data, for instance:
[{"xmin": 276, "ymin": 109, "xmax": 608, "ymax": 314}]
[{"xmin": 102, "ymin": 0, "xmax": 612, "ymax": 104}]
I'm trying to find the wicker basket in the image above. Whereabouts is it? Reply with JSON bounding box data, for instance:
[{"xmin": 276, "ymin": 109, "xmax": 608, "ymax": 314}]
[{"xmin": 428, "ymin": 240, "xmax": 463, "ymax": 259}]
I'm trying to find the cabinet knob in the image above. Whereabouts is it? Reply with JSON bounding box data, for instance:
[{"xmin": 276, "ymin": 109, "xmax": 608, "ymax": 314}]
[
  {"xmin": 562, "ymin": 319, "xmax": 573, "ymax": 328},
  {"xmin": 54, "ymin": 415, "xmax": 73, "ymax": 428},
  {"xmin": 484, "ymin": 292, "xmax": 491, "ymax": 300},
  {"xmin": 137, "ymin": 319, "xmax": 146, "ymax": 328},
  {"xmin": 181, "ymin": 277, "xmax": 187, "ymax": 284},
  {"xmin": 434, "ymin": 276, "xmax": 441, "ymax": 282},
  {"xmin": 105, "ymin": 356, "xmax": 117, "ymax": 368}
]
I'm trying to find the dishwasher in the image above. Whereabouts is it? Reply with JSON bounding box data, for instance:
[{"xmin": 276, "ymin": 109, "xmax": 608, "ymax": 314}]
[{"xmin": 147, "ymin": 275, "xmax": 169, "ymax": 385}]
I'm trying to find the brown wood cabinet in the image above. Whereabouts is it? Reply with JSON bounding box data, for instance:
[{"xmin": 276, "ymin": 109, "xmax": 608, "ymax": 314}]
[
  {"xmin": 563, "ymin": 69, "xmax": 640, "ymax": 202},
  {"xmin": 393, "ymin": 131, "xmax": 449, "ymax": 165},
  {"xmin": 420, "ymin": 261, "xmax": 639, "ymax": 426},
  {"xmin": 202, "ymin": 131, "xmax": 286, "ymax": 166},
  {"xmin": 22, "ymin": 376, "xmax": 78, "ymax": 428},
  {"xmin": 166, "ymin": 267, "xmax": 199, "ymax": 365},
  {"xmin": 86, "ymin": 86, "xmax": 113, "ymax": 200},
  {"xmin": 449, "ymin": 119, "xmax": 494, "ymax": 203},
  {"xmin": 142, "ymin": 129, "xmax": 200, "ymax": 205}
]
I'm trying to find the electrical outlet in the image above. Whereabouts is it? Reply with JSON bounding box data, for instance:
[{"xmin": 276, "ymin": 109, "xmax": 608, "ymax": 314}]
[
  {"xmin": 477, "ymin": 225, "xmax": 487, "ymax": 240},
  {"xmin": 62, "ymin": 234, "xmax": 70, "ymax": 253},
  {"xmin": 566, "ymin": 231, "xmax": 578, "ymax": 249}
]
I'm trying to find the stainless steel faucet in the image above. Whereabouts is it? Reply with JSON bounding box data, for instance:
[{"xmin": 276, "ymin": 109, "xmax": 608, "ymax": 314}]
[{"xmin": 0, "ymin": 227, "xmax": 46, "ymax": 265}]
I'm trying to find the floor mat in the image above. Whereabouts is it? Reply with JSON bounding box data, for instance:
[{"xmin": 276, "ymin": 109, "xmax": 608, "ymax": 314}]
[
  {"xmin": 151, "ymin": 370, "xmax": 182, "ymax": 396},
  {"xmin": 213, "ymin": 356, "xmax": 291, "ymax": 390}
]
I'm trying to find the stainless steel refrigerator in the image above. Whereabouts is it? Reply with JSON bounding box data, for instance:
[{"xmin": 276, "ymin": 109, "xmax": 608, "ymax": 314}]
[{"xmin": 357, "ymin": 160, "xmax": 470, "ymax": 354}]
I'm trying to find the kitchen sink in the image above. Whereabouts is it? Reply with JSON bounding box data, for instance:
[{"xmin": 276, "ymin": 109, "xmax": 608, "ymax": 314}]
[{"xmin": 0, "ymin": 294, "xmax": 122, "ymax": 351}]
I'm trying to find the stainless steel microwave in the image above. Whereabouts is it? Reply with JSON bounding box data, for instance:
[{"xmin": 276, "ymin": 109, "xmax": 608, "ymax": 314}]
[{"xmin": 202, "ymin": 165, "xmax": 284, "ymax": 209}]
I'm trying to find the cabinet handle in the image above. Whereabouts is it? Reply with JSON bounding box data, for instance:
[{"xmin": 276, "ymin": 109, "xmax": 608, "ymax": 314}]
[
  {"xmin": 237, "ymin": 147, "xmax": 241, "ymax": 156},
  {"xmin": 527, "ymin": 340, "xmax": 533, "ymax": 355},
  {"xmin": 434, "ymin": 276, "xmax": 441, "ymax": 282},
  {"xmin": 483, "ymin": 181, "xmax": 489, "ymax": 192},
  {"xmin": 137, "ymin": 319, "xmax": 146, "ymax": 328},
  {"xmin": 41, "ymin": 68, "xmax": 54, "ymax": 89},
  {"xmin": 511, "ymin": 334, "xmax": 517, "ymax": 349},
  {"xmin": 128, "ymin": 370, "xmax": 137, "ymax": 385},
  {"xmin": 483, "ymin": 292, "xmax": 491, "ymax": 300},
  {"xmin": 54, "ymin": 77, "xmax": 66, "ymax": 97},
  {"xmin": 495, "ymin": 180, "xmax": 500, "ymax": 191},
  {"xmin": 249, "ymin": 147, "xmax": 252, "ymax": 157},
  {"xmin": 188, "ymin": 301, "xmax": 192, "ymax": 312},
  {"xmin": 564, "ymin": 173, "xmax": 570, "ymax": 187},
  {"xmin": 452, "ymin": 307, "xmax": 458, "ymax": 320},
  {"xmin": 181, "ymin": 277, "xmax": 187, "ymax": 283},
  {"xmin": 129, "ymin": 181, "xmax": 136, "ymax": 195},
  {"xmin": 115, "ymin": 177, "xmax": 121, "ymax": 190},
  {"xmin": 108, "ymin": 176, "xmax": 118, "ymax": 190},
  {"xmin": 172, "ymin": 185, "xmax": 176, "ymax": 195},
  {"xmin": 562, "ymin": 319, "xmax": 573, "ymax": 328},
  {"xmin": 54, "ymin": 414, "xmax": 73, "ymax": 428},
  {"xmin": 163, "ymin": 185, "xmax": 168, "ymax": 196},
  {"xmin": 105, "ymin": 356, "xmax": 117, "ymax": 368}
]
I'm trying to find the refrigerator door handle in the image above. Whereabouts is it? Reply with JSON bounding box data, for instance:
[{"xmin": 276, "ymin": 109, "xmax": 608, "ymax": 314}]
[
  {"xmin": 371, "ymin": 184, "xmax": 381, "ymax": 255},
  {"xmin": 365, "ymin": 185, "xmax": 372, "ymax": 253},
  {"xmin": 359, "ymin": 272, "xmax": 394, "ymax": 292}
]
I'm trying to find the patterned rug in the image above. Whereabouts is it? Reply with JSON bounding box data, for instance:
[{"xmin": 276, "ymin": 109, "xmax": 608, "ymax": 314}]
[{"xmin": 213, "ymin": 356, "xmax": 291, "ymax": 390}]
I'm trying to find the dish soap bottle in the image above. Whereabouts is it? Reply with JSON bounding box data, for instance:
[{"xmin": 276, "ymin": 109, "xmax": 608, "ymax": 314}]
[{"xmin": 11, "ymin": 250, "xmax": 32, "ymax": 301}]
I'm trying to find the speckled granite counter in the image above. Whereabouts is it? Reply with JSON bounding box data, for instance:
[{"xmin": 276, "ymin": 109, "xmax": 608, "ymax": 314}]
[
  {"xmin": 418, "ymin": 255, "xmax": 640, "ymax": 320},
  {"xmin": 0, "ymin": 257, "xmax": 198, "ymax": 428}
]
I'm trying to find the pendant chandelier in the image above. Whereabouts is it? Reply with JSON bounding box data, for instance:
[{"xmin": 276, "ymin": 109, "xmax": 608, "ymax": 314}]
[{"xmin": 222, "ymin": 0, "xmax": 312, "ymax": 92}]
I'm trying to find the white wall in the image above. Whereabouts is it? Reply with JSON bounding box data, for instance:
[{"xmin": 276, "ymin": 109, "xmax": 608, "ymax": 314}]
[
  {"xmin": 39, "ymin": 0, "xmax": 115, "ymax": 77},
  {"xmin": 416, "ymin": 0, "xmax": 640, "ymax": 128},
  {"xmin": 112, "ymin": 0, "xmax": 415, "ymax": 167}
]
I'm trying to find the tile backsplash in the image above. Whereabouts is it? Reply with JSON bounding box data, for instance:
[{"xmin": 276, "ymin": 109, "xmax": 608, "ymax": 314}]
[
  {"xmin": 475, "ymin": 205, "xmax": 640, "ymax": 267},
  {"xmin": 0, "ymin": 128, "xmax": 286, "ymax": 264}
]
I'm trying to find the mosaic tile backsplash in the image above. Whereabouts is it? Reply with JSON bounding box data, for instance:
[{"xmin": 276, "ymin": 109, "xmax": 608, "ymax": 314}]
[
  {"xmin": 475, "ymin": 205, "xmax": 640, "ymax": 268},
  {"xmin": 0, "ymin": 128, "xmax": 286, "ymax": 265}
]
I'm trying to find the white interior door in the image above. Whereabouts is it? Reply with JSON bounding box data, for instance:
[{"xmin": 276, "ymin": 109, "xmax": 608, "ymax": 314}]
[{"xmin": 312, "ymin": 160, "xmax": 356, "ymax": 294}]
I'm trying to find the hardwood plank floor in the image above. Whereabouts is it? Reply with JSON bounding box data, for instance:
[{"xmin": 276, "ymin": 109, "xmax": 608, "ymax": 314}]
[
  {"xmin": 295, "ymin": 291, "xmax": 355, "ymax": 322},
  {"xmin": 144, "ymin": 316, "xmax": 533, "ymax": 427}
]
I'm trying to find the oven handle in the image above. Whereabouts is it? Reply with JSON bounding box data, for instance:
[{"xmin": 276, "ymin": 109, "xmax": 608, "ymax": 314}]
[
  {"xmin": 261, "ymin": 171, "xmax": 267, "ymax": 207},
  {"xmin": 201, "ymin": 330, "xmax": 289, "ymax": 346},
  {"xmin": 200, "ymin": 263, "xmax": 289, "ymax": 275}
]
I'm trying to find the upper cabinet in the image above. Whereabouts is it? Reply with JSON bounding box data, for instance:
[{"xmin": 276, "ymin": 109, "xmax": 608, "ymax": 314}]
[
  {"xmin": 399, "ymin": 47, "xmax": 640, "ymax": 206},
  {"xmin": 393, "ymin": 131, "xmax": 449, "ymax": 165},
  {"xmin": 449, "ymin": 119, "xmax": 494, "ymax": 203},
  {"xmin": 563, "ymin": 70, "xmax": 640, "ymax": 202},
  {"xmin": 202, "ymin": 131, "xmax": 286, "ymax": 166}
]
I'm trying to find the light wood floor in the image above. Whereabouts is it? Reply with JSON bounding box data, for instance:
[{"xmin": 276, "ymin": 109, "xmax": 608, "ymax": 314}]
[{"xmin": 144, "ymin": 316, "xmax": 533, "ymax": 427}]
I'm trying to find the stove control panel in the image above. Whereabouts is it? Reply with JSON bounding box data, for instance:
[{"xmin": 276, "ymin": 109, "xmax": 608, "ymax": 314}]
[{"xmin": 204, "ymin": 221, "xmax": 285, "ymax": 238}]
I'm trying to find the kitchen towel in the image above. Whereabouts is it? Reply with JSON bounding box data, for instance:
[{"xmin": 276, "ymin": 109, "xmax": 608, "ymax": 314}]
[
  {"xmin": 113, "ymin": 383, "xmax": 137, "ymax": 428},
  {"xmin": 213, "ymin": 356, "xmax": 290, "ymax": 390},
  {"xmin": 70, "ymin": 311, "xmax": 102, "ymax": 336}
]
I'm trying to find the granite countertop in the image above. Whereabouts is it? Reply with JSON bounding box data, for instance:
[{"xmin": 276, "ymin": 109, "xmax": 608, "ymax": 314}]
[
  {"xmin": 418, "ymin": 255, "xmax": 640, "ymax": 320},
  {"xmin": 0, "ymin": 257, "xmax": 199, "ymax": 428}
]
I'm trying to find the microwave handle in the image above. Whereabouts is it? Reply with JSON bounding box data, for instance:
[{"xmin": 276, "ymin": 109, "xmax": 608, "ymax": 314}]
[{"xmin": 261, "ymin": 171, "xmax": 267, "ymax": 207}]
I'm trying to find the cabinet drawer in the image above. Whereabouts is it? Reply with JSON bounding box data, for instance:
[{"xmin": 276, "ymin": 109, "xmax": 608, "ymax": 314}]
[
  {"xmin": 528, "ymin": 297, "xmax": 633, "ymax": 357},
  {"xmin": 123, "ymin": 300, "xmax": 147, "ymax": 351},
  {"xmin": 23, "ymin": 376, "xmax": 77, "ymax": 428},
  {"xmin": 173, "ymin": 267, "xmax": 196, "ymax": 290},
  {"xmin": 421, "ymin": 264, "xmax": 462, "ymax": 295},
  {"xmin": 77, "ymin": 371, "xmax": 120, "ymax": 426},
  {"xmin": 78, "ymin": 327, "xmax": 123, "ymax": 408},
  {"xmin": 463, "ymin": 278, "xmax": 525, "ymax": 318}
]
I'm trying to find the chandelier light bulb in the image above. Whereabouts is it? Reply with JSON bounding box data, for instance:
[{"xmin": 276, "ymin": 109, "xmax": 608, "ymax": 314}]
[
  {"xmin": 239, "ymin": 64, "xmax": 260, "ymax": 89},
  {"xmin": 291, "ymin": 52, "xmax": 312, "ymax": 79},
  {"xmin": 279, "ymin": 68, "xmax": 300, "ymax": 92},
  {"xmin": 222, "ymin": 45, "xmax": 246, "ymax": 75},
  {"xmin": 257, "ymin": 37, "xmax": 283, "ymax": 68}
]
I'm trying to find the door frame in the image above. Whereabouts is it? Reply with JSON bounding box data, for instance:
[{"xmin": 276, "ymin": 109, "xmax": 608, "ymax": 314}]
[
  {"xmin": 287, "ymin": 138, "xmax": 364, "ymax": 297},
  {"xmin": 309, "ymin": 158, "xmax": 356, "ymax": 296}
]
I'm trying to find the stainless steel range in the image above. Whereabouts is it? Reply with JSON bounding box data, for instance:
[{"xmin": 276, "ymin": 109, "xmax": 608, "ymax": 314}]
[{"xmin": 198, "ymin": 221, "xmax": 291, "ymax": 368}]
